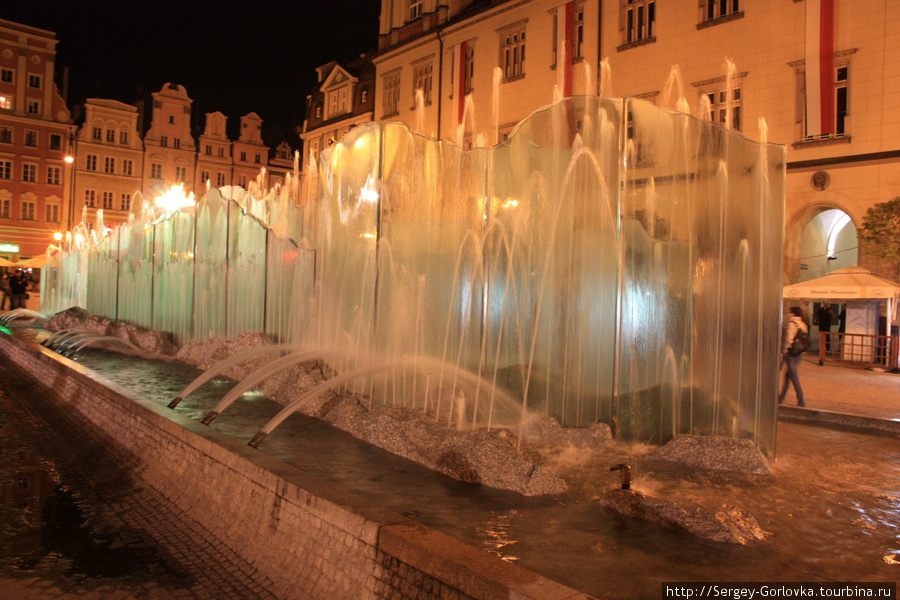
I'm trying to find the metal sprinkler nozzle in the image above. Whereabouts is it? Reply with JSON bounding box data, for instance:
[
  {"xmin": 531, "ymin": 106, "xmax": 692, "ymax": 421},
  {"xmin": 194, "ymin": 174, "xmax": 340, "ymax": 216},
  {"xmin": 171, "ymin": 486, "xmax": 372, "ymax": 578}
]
[{"xmin": 609, "ymin": 463, "xmax": 632, "ymax": 490}]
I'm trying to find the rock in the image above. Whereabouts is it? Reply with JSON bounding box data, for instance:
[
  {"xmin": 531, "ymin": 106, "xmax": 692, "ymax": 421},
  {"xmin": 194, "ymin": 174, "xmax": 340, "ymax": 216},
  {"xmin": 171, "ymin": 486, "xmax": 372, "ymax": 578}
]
[
  {"xmin": 602, "ymin": 488, "xmax": 769, "ymax": 545},
  {"xmin": 522, "ymin": 414, "xmax": 613, "ymax": 450},
  {"xmin": 176, "ymin": 332, "xmax": 273, "ymax": 377},
  {"xmin": 45, "ymin": 308, "xmax": 176, "ymax": 355},
  {"xmin": 647, "ymin": 434, "xmax": 772, "ymax": 476}
]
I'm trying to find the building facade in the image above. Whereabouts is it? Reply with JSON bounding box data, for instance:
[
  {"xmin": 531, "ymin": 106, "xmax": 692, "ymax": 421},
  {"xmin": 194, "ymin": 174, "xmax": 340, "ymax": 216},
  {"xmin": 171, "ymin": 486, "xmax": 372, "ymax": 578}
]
[
  {"xmin": 232, "ymin": 112, "xmax": 267, "ymax": 190},
  {"xmin": 72, "ymin": 98, "xmax": 144, "ymax": 230},
  {"xmin": 300, "ymin": 58, "xmax": 376, "ymax": 203},
  {"xmin": 141, "ymin": 83, "xmax": 197, "ymax": 201},
  {"xmin": 196, "ymin": 111, "xmax": 232, "ymax": 191},
  {"xmin": 0, "ymin": 19, "xmax": 75, "ymax": 261},
  {"xmin": 371, "ymin": 0, "xmax": 899, "ymax": 283}
]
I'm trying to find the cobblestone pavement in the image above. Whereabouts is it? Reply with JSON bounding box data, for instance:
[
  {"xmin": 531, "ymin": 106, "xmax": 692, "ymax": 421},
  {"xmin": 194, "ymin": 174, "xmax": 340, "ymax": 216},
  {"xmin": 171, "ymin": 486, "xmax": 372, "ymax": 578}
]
[{"xmin": 0, "ymin": 361, "xmax": 279, "ymax": 600}]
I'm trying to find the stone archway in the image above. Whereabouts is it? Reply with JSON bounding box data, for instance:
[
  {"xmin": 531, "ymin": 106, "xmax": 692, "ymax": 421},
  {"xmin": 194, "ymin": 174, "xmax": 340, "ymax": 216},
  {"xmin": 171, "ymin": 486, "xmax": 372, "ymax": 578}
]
[{"xmin": 784, "ymin": 199, "xmax": 858, "ymax": 285}]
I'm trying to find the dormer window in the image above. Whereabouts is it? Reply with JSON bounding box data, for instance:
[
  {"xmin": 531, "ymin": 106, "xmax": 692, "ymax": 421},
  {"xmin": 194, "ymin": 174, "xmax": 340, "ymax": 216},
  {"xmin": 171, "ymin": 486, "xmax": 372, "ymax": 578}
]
[{"xmin": 315, "ymin": 103, "xmax": 322, "ymax": 119}]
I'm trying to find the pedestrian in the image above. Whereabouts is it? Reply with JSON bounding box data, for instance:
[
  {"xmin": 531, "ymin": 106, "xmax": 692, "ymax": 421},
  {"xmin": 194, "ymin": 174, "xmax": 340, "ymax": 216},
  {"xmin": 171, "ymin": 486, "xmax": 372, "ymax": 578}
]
[
  {"xmin": 8, "ymin": 270, "xmax": 28, "ymax": 310},
  {"xmin": 815, "ymin": 302, "xmax": 834, "ymax": 352},
  {"xmin": 0, "ymin": 272, "xmax": 9, "ymax": 310},
  {"xmin": 779, "ymin": 306, "xmax": 809, "ymax": 407}
]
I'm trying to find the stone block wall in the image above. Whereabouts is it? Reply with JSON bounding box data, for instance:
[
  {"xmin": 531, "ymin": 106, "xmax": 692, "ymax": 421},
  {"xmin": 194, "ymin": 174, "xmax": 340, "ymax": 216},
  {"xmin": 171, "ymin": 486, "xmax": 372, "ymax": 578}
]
[{"xmin": 0, "ymin": 332, "xmax": 595, "ymax": 600}]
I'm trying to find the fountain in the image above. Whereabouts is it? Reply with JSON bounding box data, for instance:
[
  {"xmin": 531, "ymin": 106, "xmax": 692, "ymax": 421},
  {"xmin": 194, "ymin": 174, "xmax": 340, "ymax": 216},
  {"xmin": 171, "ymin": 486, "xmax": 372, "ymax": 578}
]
[{"xmin": 39, "ymin": 95, "xmax": 784, "ymax": 463}]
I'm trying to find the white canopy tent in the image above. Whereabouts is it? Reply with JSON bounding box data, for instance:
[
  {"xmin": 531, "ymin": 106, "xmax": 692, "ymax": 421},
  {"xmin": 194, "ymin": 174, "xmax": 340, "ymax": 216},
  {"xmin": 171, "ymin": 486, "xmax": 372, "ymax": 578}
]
[{"xmin": 784, "ymin": 266, "xmax": 900, "ymax": 370}]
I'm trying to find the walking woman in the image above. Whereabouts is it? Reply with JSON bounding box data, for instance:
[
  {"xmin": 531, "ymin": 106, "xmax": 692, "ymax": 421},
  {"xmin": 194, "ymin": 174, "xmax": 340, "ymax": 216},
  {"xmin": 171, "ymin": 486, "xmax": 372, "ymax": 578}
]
[{"xmin": 778, "ymin": 306, "xmax": 808, "ymax": 407}]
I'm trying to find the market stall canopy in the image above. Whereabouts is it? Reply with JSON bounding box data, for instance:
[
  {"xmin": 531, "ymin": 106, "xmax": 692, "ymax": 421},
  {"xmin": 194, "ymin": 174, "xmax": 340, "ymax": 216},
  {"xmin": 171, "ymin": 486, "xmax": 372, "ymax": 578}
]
[
  {"xmin": 783, "ymin": 266, "xmax": 900, "ymax": 300},
  {"xmin": 0, "ymin": 257, "xmax": 15, "ymax": 268},
  {"xmin": 16, "ymin": 254, "xmax": 48, "ymax": 269}
]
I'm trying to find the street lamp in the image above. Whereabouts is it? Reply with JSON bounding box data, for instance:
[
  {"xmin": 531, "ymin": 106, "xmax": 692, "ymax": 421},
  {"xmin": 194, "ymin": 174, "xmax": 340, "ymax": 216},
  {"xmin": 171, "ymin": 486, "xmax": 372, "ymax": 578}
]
[{"xmin": 64, "ymin": 154, "xmax": 75, "ymax": 232}]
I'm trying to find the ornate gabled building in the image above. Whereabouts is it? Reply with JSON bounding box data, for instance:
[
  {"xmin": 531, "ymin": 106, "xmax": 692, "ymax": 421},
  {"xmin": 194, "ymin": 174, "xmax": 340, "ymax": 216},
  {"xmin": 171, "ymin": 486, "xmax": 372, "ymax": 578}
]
[
  {"xmin": 142, "ymin": 83, "xmax": 196, "ymax": 200},
  {"xmin": 300, "ymin": 57, "xmax": 376, "ymax": 203},
  {"xmin": 72, "ymin": 98, "xmax": 143, "ymax": 230},
  {"xmin": 195, "ymin": 111, "xmax": 232, "ymax": 191},
  {"xmin": 0, "ymin": 18, "xmax": 75, "ymax": 261},
  {"xmin": 232, "ymin": 112, "xmax": 267, "ymax": 189}
]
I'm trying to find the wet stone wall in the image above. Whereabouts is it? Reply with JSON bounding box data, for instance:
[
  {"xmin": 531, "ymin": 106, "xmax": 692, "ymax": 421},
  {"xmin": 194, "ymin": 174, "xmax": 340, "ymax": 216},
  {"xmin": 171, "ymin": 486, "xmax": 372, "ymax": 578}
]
[{"xmin": 0, "ymin": 332, "xmax": 594, "ymax": 600}]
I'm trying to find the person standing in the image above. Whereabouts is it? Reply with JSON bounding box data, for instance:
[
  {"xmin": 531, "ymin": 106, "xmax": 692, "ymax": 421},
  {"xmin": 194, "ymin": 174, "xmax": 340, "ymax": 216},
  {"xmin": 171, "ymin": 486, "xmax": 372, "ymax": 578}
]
[
  {"xmin": 779, "ymin": 306, "xmax": 808, "ymax": 407},
  {"xmin": 8, "ymin": 270, "xmax": 27, "ymax": 309},
  {"xmin": 0, "ymin": 272, "xmax": 9, "ymax": 310},
  {"xmin": 816, "ymin": 303, "xmax": 834, "ymax": 352}
]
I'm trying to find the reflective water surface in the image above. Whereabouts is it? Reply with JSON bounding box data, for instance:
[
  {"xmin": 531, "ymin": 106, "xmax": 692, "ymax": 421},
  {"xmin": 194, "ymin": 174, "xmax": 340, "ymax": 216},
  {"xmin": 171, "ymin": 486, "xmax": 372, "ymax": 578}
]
[{"xmin": 7, "ymin": 336, "xmax": 900, "ymax": 598}]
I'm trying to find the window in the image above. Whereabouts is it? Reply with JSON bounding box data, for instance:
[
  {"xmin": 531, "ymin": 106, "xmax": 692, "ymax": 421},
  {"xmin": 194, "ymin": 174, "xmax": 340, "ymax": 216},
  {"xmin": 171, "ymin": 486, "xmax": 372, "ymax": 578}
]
[
  {"xmin": 0, "ymin": 198, "xmax": 9, "ymax": 218},
  {"xmin": 464, "ymin": 44, "xmax": 475, "ymax": 93},
  {"xmin": 0, "ymin": 127, "xmax": 10, "ymax": 143},
  {"xmin": 46, "ymin": 203, "xmax": 60, "ymax": 222},
  {"xmin": 500, "ymin": 24, "xmax": 527, "ymax": 81},
  {"xmin": 217, "ymin": 148, "xmax": 224, "ymax": 157},
  {"xmin": 201, "ymin": 170, "xmax": 210, "ymax": 183},
  {"xmin": 84, "ymin": 189, "xmax": 96, "ymax": 207},
  {"xmin": 104, "ymin": 156, "xmax": 116, "ymax": 174},
  {"xmin": 47, "ymin": 165, "xmax": 61, "ymax": 185},
  {"xmin": 28, "ymin": 74, "xmax": 42, "ymax": 89},
  {"xmin": 791, "ymin": 51, "xmax": 855, "ymax": 143},
  {"xmin": 216, "ymin": 172, "xmax": 226, "ymax": 187},
  {"xmin": 168, "ymin": 115, "xmax": 175, "ymax": 124},
  {"xmin": 0, "ymin": 69, "xmax": 12, "ymax": 83},
  {"xmin": 24, "ymin": 130, "xmax": 37, "ymax": 146},
  {"xmin": 21, "ymin": 200, "xmax": 35, "ymax": 220},
  {"xmin": 0, "ymin": 95, "xmax": 12, "ymax": 110},
  {"xmin": 315, "ymin": 103, "xmax": 323, "ymax": 119},
  {"xmin": 702, "ymin": 0, "xmax": 740, "ymax": 23},
  {"xmin": 704, "ymin": 86, "xmax": 742, "ymax": 131},
  {"xmin": 92, "ymin": 127, "xmax": 102, "ymax": 141},
  {"xmin": 160, "ymin": 135, "xmax": 168, "ymax": 147},
  {"xmin": 27, "ymin": 100, "xmax": 40, "ymax": 114},
  {"xmin": 254, "ymin": 153, "xmax": 261, "ymax": 164},
  {"xmin": 413, "ymin": 61, "xmax": 433, "ymax": 105},
  {"xmin": 49, "ymin": 133, "xmax": 62, "ymax": 150},
  {"xmin": 102, "ymin": 191, "xmax": 114, "ymax": 209},
  {"xmin": 151, "ymin": 163, "xmax": 163, "ymax": 178},
  {"xmin": 574, "ymin": 7, "xmax": 584, "ymax": 60},
  {"xmin": 122, "ymin": 159, "xmax": 133, "ymax": 176},
  {"xmin": 361, "ymin": 86, "xmax": 369, "ymax": 103},
  {"xmin": 173, "ymin": 138, "xmax": 181, "ymax": 149},
  {"xmin": 240, "ymin": 151, "xmax": 247, "ymax": 162},
  {"xmin": 106, "ymin": 129, "xmax": 115, "ymax": 143},
  {"xmin": 0, "ymin": 160, "xmax": 11, "ymax": 179},
  {"xmin": 383, "ymin": 70, "xmax": 401, "ymax": 117},
  {"xmin": 120, "ymin": 131, "xmax": 129, "ymax": 144},
  {"xmin": 205, "ymin": 145, "xmax": 212, "ymax": 155},
  {"xmin": 86, "ymin": 154, "xmax": 98, "ymax": 171},
  {"xmin": 238, "ymin": 175, "xmax": 247, "ymax": 187},
  {"xmin": 623, "ymin": 0, "xmax": 655, "ymax": 45},
  {"xmin": 409, "ymin": 0, "xmax": 423, "ymax": 20},
  {"xmin": 120, "ymin": 193, "xmax": 130, "ymax": 211},
  {"xmin": 175, "ymin": 166, "xmax": 186, "ymax": 182},
  {"xmin": 22, "ymin": 163, "xmax": 37, "ymax": 182}
]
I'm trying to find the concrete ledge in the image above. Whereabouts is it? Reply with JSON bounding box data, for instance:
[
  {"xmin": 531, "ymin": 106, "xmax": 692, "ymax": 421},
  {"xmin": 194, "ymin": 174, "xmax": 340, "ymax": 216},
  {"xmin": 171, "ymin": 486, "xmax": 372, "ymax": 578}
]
[
  {"xmin": 778, "ymin": 405, "xmax": 900, "ymax": 438},
  {"xmin": 0, "ymin": 330, "xmax": 597, "ymax": 600}
]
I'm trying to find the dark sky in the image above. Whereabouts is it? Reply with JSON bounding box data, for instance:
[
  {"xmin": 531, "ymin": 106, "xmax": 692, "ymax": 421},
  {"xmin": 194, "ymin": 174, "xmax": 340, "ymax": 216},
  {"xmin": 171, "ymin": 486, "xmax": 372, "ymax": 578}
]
[{"xmin": 2, "ymin": 0, "xmax": 381, "ymax": 148}]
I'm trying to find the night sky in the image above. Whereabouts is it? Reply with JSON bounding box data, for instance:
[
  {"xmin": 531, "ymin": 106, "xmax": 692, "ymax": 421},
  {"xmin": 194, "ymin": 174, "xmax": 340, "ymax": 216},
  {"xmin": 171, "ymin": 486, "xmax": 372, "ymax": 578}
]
[{"xmin": 2, "ymin": 0, "xmax": 381, "ymax": 148}]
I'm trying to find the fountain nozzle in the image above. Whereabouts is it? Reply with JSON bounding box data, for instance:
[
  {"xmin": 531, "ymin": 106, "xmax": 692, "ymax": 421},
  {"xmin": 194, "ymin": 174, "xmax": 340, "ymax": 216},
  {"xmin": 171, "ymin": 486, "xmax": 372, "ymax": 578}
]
[{"xmin": 609, "ymin": 463, "xmax": 632, "ymax": 490}]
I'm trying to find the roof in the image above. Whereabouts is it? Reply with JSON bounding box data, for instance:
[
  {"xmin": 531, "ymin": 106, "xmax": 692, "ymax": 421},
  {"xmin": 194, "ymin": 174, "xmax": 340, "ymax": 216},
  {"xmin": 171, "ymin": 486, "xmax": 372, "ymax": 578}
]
[{"xmin": 783, "ymin": 266, "xmax": 900, "ymax": 300}]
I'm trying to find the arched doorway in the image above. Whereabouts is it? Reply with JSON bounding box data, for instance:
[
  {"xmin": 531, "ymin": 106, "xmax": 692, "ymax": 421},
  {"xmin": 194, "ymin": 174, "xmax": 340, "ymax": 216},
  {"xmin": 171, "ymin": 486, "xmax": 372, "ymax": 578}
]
[{"xmin": 797, "ymin": 208, "xmax": 858, "ymax": 282}]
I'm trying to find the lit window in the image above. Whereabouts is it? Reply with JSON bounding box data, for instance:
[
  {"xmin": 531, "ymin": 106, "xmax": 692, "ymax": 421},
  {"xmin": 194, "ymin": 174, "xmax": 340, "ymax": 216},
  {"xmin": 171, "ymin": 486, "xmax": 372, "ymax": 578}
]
[
  {"xmin": 383, "ymin": 70, "xmax": 401, "ymax": 117},
  {"xmin": 22, "ymin": 163, "xmax": 37, "ymax": 182},
  {"xmin": 45, "ymin": 204, "xmax": 60, "ymax": 222},
  {"xmin": 21, "ymin": 200, "xmax": 35, "ymax": 220},
  {"xmin": 500, "ymin": 24, "xmax": 527, "ymax": 81},
  {"xmin": 622, "ymin": 0, "xmax": 655, "ymax": 45},
  {"xmin": 413, "ymin": 61, "xmax": 433, "ymax": 105},
  {"xmin": 0, "ymin": 95, "xmax": 11, "ymax": 110}
]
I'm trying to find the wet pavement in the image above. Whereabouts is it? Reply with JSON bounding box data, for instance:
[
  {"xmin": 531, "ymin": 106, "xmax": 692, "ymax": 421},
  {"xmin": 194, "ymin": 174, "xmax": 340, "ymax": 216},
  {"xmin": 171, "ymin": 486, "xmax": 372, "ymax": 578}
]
[{"xmin": 0, "ymin": 360, "xmax": 278, "ymax": 600}]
